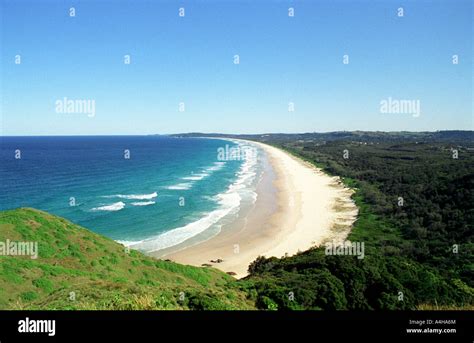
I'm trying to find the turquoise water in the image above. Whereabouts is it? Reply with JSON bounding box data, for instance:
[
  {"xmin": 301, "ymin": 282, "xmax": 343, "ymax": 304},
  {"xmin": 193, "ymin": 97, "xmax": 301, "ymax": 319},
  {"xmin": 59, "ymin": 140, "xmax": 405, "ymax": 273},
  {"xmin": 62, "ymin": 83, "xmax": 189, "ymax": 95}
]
[{"xmin": 0, "ymin": 136, "xmax": 262, "ymax": 252}]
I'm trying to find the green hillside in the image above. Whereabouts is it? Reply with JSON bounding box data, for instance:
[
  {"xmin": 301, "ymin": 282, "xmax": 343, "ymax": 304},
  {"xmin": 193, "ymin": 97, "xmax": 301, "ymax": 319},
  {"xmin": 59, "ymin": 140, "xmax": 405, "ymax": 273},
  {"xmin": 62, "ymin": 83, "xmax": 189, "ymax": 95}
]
[{"xmin": 0, "ymin": 208, "xmax": 255, "ymax": 310}]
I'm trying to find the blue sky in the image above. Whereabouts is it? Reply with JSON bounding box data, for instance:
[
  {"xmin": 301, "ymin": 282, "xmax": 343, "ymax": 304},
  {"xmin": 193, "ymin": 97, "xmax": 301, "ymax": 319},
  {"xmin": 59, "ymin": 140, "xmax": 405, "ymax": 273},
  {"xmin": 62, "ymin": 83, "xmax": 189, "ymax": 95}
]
[{"xmin": 1, "ymin": 0, "xmax": 472, "ymax": 135}]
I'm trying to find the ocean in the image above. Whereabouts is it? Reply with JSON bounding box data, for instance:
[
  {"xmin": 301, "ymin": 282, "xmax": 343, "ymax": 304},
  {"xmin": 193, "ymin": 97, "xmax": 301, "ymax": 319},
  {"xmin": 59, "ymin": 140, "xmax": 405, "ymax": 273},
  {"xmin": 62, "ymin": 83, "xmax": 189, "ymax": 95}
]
[{"xmin": 0, "ymin": 136, "xmax": 262, "ymax": 253}]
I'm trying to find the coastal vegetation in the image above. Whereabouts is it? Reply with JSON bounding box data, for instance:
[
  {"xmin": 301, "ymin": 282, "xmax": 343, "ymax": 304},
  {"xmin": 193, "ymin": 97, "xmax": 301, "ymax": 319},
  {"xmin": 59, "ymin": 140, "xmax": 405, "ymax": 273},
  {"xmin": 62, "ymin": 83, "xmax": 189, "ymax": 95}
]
[{"xmin": 241, "ymin": 131, "xmax": 474, "ymax": 310}]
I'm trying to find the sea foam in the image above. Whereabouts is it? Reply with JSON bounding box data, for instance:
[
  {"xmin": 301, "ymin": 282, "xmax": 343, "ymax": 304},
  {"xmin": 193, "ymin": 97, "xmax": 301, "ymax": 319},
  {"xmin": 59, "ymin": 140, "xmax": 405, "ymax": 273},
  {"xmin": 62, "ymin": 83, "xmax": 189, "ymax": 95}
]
[
  {"xmin": 166, "ymin": 183, "xmax": 193, "ymax": 190},
  {"xmin": 92, "ymin": 201, "xmax": 125, "ymax": 212},
  {"xmin": 104, "ymin": 192, "xmax": 158, "ymax": 200},
  {"xmin": 131, "ymin": 201, "xmax": 155, "ymax": 206},
  {"xmin": 182, "ymin": 173, "xmax": 209, "ymax": 181},
  {"xmin": 123, "ymin": 140, "xmax": 260, "ymax": 252}
]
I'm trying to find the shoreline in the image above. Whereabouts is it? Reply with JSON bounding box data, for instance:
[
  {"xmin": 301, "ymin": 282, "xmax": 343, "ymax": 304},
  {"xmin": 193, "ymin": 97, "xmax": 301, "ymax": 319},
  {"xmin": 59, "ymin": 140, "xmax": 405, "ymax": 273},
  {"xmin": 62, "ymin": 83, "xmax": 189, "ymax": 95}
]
[{"xmin": 151, "ymin": 140, "xmax": 358, "ymax": 278}]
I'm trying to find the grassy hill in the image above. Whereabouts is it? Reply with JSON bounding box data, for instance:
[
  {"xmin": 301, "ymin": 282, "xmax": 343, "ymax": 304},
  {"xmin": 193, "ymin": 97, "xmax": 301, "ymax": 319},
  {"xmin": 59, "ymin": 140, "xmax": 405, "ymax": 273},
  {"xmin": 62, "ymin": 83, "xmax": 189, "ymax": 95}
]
[{"xmin": 0, "ymin": 208, "xmax": 255, "ymax": 310}]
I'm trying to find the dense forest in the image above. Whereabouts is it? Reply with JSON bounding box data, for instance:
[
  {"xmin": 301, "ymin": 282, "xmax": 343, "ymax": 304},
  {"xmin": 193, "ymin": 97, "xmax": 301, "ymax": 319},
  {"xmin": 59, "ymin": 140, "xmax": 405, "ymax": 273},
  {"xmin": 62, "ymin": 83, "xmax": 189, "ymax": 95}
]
[{"xmin": 235, "ymin": 131, "xmax": 473, "ymax": 310}]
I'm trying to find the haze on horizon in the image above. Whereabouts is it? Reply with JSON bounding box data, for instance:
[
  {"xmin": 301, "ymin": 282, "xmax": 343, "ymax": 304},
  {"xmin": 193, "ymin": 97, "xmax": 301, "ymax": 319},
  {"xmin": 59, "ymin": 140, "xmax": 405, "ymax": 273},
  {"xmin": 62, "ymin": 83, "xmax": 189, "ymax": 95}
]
[{"xmin": 1, "ymin": 0, "xmax": 472, "ymax": 136}]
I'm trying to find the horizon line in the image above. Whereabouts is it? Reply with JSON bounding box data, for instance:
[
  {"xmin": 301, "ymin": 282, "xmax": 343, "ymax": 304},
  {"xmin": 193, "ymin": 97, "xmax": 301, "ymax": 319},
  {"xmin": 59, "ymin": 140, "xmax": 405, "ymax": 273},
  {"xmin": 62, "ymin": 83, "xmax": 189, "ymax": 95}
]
[{"xmin": 1, "ymin": 129, "xmax": 473, "ymax": 137}]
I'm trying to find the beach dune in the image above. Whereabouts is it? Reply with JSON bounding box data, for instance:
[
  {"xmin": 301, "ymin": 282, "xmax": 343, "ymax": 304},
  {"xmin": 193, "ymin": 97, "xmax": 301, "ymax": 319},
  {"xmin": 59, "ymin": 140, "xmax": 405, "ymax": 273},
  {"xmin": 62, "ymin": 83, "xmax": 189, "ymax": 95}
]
[{"xmin": 158, "ymin": 141, "xmax": 358, "ymax": 278}]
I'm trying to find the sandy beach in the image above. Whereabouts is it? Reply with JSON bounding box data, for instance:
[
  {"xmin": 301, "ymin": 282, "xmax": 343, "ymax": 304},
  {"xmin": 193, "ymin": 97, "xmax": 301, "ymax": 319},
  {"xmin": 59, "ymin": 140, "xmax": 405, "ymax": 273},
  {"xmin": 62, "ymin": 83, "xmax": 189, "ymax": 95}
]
[{"xmin": 155, "ymin": 140, "xmax": 358, "ymax": 278}]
